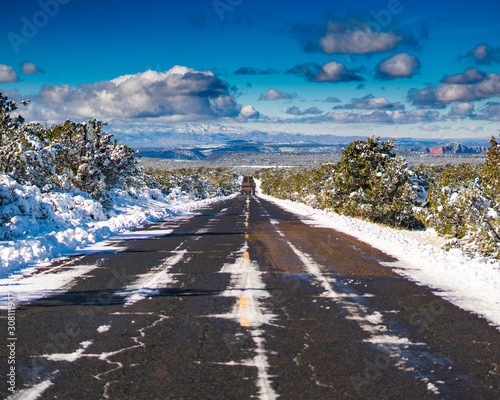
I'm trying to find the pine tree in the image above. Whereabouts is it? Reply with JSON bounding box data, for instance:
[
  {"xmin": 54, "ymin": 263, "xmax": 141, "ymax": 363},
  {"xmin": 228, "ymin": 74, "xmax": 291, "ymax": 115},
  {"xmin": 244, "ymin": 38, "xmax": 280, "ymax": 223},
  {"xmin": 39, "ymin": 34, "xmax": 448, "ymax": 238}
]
[
  {"xmin": 482, "ymin": 134, "xmax": 500, "ymax": 206},
  {"xmin": 329, "ymin": 136, "xmax": 422, "ymax": 228}
]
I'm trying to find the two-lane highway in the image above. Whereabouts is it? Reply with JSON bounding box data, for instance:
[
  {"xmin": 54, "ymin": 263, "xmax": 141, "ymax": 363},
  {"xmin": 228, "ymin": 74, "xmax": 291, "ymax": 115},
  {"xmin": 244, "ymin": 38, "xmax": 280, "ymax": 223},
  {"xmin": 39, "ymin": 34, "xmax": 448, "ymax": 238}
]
[{"xmin": 1, "ymin": 195, "xmax": 499, "ymax": 399}]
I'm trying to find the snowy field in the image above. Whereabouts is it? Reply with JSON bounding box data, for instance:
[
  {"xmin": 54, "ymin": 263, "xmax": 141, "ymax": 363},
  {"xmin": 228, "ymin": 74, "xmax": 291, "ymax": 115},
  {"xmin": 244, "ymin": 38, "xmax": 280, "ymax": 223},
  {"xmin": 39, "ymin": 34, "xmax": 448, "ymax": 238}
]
[{"xmin": 258, "ymin": 188, "xmax": 500, "ymax": 332}]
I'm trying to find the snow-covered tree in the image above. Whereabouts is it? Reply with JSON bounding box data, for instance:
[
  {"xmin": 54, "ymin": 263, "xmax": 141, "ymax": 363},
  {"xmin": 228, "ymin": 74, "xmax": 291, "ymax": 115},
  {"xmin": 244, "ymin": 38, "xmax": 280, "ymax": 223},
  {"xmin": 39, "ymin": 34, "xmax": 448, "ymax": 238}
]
[
  {"xmin": 46, "ymin": 119, "xmax": 142, "ymax": 204},
  {"xmin": 328, "ymin": 136, "xmax": 423, "ymax": 228},
  {"xmin": 0, "ymin": 93, "xmax": 27, "ymax": 177},
  {"xmin": 482, "ymin": 134, "xmax": 500, "ymax": 206},
  {"xmin": 417, "ymin": 163, "xmax": 500, "ymax": 258}
]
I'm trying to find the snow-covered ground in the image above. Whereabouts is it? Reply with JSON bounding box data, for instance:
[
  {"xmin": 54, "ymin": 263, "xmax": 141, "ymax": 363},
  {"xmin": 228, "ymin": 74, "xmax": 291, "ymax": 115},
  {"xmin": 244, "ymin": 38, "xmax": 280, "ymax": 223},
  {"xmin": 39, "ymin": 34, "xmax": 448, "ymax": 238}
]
[
  {"xmin": 0, "ymin": 174, "xmax": 235, "ymax": 279},
  {"xmin": 258, "ymin": 187, "xmax": 500, "ymax": 332}
]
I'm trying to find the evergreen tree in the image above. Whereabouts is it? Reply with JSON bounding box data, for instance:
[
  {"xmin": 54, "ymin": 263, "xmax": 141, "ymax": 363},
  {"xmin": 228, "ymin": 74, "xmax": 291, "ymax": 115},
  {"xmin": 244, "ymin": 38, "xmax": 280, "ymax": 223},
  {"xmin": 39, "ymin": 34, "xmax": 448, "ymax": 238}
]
[
  {"xmin": 482, "ymin": 134, "xmax": 500, "ymax": 206},
  {"xmin": 329, "ymin": 136, "xmax": 422, "ymax": 228}
]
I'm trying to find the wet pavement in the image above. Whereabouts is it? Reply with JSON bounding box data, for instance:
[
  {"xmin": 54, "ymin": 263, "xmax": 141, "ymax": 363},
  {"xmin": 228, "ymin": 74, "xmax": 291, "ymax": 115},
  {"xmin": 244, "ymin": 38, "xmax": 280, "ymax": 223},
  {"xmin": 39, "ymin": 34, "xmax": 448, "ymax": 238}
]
[{"xmin": 1, "ymin": 195, "xmax": 499, "ymax": 399}]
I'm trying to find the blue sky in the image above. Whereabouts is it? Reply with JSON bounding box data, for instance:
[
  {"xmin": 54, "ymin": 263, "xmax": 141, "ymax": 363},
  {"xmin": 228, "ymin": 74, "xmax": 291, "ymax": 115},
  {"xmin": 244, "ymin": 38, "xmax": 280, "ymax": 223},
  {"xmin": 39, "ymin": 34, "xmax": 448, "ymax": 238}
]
[{"xmin": 1, "ymin": 0, "xmax": 500, "ymax": 142}]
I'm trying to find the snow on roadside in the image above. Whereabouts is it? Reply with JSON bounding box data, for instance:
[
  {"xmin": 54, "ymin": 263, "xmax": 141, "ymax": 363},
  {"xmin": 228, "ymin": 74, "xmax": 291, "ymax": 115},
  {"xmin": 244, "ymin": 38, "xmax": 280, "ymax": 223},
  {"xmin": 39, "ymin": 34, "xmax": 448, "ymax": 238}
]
[
  {"xmin": 257, "ymin": 189, "xmax": 500, "ymax": 332},
  {"xmin": 0, "ymin": 183, "xmax": 235, "ymax": 279}
]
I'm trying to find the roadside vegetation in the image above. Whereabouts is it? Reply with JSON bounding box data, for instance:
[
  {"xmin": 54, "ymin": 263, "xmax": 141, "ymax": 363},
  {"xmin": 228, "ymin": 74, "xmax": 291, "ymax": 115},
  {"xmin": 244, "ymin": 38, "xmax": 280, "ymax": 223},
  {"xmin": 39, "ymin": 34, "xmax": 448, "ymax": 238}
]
[
  {"xmin": 0, "ymin": 92, "xmax": 240, "ymax": 241},
  {"xmin": 260, "ymin": 135, "xmax": 500, "ymax": 259},
  {"xmin": 145, "ymin": 167, "xmax": 240, "ymax": 200}
]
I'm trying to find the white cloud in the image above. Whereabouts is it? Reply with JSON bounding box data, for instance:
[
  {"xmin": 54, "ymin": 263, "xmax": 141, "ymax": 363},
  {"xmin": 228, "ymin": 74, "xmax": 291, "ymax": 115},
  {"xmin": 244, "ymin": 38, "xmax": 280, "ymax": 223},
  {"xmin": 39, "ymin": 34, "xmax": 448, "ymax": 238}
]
[
  {"xmin": 410, "ymin": 69, "xmax": 500, "ymax": 108},
  {"xmin": 286, "ymin": 106, "xmax": 322, "ymax": 115},
  {"xmin": 447, "ymin": 103, "xmax": 475, "ymax": 119},
  {"xmin": 0, "ymin": 64, "xmax": 19, "ymax": 82},
  {"xmin": 315, "ymin": 61, "xmax": 357, "ymax": 82},
  {"xmin": 319, "ymin": 22, "xmax": 402, "ymax": 54},
  {"xmin": 21, "ymin": 62, "xmax": 40, "ymax": 75},
  {"xmin": 268, "ymin": 109, "xmax": 443, "ymax": 125},
  {"xmin": 334, "ymin": 94, "xmax": 404, "ymax": 110},
  {"xmin": 287, "ymin": 61, "xmax": 364, "ymax": 83},
  {"xmin": 459, "ymin": 43, "xmax": 500, "ymax": 65},
  {"xmin": 418, "ymin": 124, "xmax": 443, "ymax": 132},
  {"xmin": 286, "ymin": 106, "xmax": 301, "ymax": 115},
  {"xmin": 442, "ymin": 68, "xmax": 485, "ymax": 84},
  {"xmin": 376, "ymin": 53, "xmax": 420, "ymax": 80},
  {"xmin": 466, "ymin": 125, "xmax": 484, "ymax": 132},
  {"xmin": 29, "ymin": 66, "xmax": 241, "ymax": 121},
  {"xmin": 475, "ymin": 102, "xmax": 500, "ymax": 121},
  {"xmin": 324, "ymin": 96, "xmax": 341, "ymax": 103},
  {"xmin": 239, "ymin": 105, "xmax": 259, "ymax": 119},
  {"xmin": 472, "ymin": 44, "xmax": 488, "ymax": 60},
  {"xmin": 259, "ymin": 88, "xmax": 293, "ymax": 100}
]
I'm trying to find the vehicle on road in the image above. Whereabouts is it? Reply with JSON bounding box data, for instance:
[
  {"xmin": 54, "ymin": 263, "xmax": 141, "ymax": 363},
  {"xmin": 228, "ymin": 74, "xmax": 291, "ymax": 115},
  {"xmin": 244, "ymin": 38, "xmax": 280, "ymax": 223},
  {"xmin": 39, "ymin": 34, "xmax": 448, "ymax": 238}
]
[{"xmin": 241, "ymin": 176, "xmax": 256, "ymax": 195}]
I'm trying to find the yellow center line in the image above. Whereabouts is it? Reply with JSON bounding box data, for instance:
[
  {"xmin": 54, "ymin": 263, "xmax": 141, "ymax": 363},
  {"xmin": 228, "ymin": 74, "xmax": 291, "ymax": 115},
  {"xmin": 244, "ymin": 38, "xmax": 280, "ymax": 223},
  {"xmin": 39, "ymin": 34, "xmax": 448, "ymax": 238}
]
[
  {"xmin": 239, "ymin": 296, "xmax": 251, "ymax": 327},
  {"xmin": 243, "ymin": 251, "xmax": 250, "ymax": 260}
]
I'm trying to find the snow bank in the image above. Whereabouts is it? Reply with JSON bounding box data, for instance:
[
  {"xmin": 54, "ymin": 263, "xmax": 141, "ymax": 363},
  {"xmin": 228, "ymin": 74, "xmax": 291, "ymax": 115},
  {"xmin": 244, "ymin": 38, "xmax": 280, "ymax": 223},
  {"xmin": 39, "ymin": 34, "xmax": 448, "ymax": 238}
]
[
  {"xmin": 0, "ymin": 175, "xmax": 234, "ymax": 278},
  {"xmin": 258, "ymin": 189, "xmax": 500, "ymax": 331}
]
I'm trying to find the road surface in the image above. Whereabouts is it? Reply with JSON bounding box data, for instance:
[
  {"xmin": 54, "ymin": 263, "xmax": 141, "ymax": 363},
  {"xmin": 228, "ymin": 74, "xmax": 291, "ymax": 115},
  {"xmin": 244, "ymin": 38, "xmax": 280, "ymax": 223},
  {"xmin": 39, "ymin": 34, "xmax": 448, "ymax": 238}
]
[{"xmin": 1, "ymin": 195, "xmax": 500, "ymax": 399}]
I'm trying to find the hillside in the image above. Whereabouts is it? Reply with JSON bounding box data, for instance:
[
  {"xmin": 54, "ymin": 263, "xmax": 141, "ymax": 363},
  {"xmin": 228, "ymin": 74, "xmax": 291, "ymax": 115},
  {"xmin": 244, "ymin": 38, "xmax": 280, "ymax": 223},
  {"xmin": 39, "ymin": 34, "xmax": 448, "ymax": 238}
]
[{"xmin": 421, "ymin": 141, "xmax": 488, "ymax": 154}]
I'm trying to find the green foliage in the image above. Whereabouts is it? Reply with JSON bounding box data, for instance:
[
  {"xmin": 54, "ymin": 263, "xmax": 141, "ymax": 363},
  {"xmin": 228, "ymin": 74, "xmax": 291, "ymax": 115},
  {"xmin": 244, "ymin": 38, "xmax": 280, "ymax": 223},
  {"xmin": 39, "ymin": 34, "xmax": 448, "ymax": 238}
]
[
  {"xmin": 46, "ymin": 119, "xmax": 141, "ymax": 203},
  {"xmin": 329, "ymin": 136, "xmax": 422, "ymax": 227},
  {"xmin": 0, "ymin": 92, "xmax": 151, "ymax": 207},
  {"xmin": 417, "ymin": 147, "xmax": 500, "ymax": 258},
  {"xmin": 482, "ymin": 135, "xmax": 500, "ymax": 206},
  {"xmin": 146, "ymin": 167, "xmax": 240, "ymax": 200},
  {"xmin": 261, "ymin": 136, "xmax": 424, "ymax": 229}
]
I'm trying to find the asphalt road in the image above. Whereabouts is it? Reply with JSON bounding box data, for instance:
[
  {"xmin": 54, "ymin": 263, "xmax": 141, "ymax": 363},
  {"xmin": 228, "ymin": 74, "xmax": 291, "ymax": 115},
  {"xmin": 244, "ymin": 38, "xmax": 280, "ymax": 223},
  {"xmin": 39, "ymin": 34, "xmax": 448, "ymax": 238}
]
[{"xmin": 1, "ymin": 195, "xmax": 500, "ymax": 399}]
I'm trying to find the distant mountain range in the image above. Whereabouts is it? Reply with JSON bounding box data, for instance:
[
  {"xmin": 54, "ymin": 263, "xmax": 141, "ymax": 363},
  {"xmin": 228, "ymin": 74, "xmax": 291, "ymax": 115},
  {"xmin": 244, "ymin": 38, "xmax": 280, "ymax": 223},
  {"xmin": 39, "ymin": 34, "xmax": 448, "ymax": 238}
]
[
  {"xmin": 416, "ymin": 142, "xmax": 488, "ymax": 154},
  {"xmin": 113, "ymin": 122, "xmax": 491, "ymax": 152},
  {"xmin": 114, "ymin": 122, "xmax": 369, "ymax": 148}
]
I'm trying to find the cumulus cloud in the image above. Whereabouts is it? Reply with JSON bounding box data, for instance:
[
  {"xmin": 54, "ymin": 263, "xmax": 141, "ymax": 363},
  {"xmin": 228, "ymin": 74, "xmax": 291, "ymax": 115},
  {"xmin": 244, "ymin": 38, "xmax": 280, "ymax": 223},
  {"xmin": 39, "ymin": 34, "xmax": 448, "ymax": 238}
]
[
  {"xmin": 319, "ymin": 22, "xmax": 402, "ymax": 54},
  {"xmin": 333, "ymin": 94, "xmax": 404, "ymax": 110},
  {"xmin": 459, "ymin": 43, "xmax": 500, "ymax": 65},
  {"xmin": 376, "ymin": 53, "xmax": 420, "ymax": 80},
  {"xmin": 234, "ymin": 67, "xmax": 280, "ymax": 75},
  {"xmin": 409, "ymin": 69, "xmax": 500, "ymax": 108},
  {"xmin": 418, "ymin": 124, "xmax": 443, "ymax": 132},
  {"xmin": 30, "ymin": 66, "xmax": 242, "ymax": 121},
  {"xmin": 447, "ymin": 103, "xmax": 475, "ymax": 119},
  {"xmin": 287, "ymin": 61, "xmax": 364, "ymax": 83},
  {"xmin": 286, "ymin": 106, "xmax": 301, "ymax": 115},
  {"xmin": 407, "ymin": 85, "xmax": 447, "ymax": 109},
  {"xmin": 475, "ymin": 102, "xmax": 500, "ymax": 121},
  {"xmin": 324, "ymin": 96, "xmax": 341, "ymax": 103},
  {"xmin": 259, "ymin": 88, "xmax": 294, "ymax": 101},
  {"xmin": 263, "ymin": 109, "xmax": 442, "ymax": 125},
  {"xmin": 238, "ymin": 105, "xmax": 260, "ymax": 119},
  {"xmin": 466, "ymin": 125, "xmax": 484, "ymax": 132},
  {"xmin": 303, "ymin": 106, "xmax": 322, "ymax": 115},
  {"xmin": 442, "ymin": 68, "xmax": 486, "ymax": 84},
  {"xmin": 286, "ymin": 106, "xmax": 322, "ymax": 115},
  {"xmin": 0, "ymin": 64, "xmax": 19, "ymax": 82},
  {"xmin": 21, "ymin": 62, "xmax": 42, "ymax": 75}
]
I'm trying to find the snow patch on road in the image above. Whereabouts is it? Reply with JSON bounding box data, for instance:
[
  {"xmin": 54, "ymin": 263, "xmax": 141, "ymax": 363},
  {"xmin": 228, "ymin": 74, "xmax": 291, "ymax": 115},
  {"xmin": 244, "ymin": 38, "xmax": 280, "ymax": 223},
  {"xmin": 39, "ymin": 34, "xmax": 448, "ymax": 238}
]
[
  {"xmin": 259, "ymin": 191, "xmax": 500, "ymax": 332},
  {"xmin": 44, "ymin": 340, "xmax": 93, "ymax": 362},
  {"xmin": 118, "ymin": 244, "xmax": 188, "ymax": 306},
  {"xmin": 0, "ymin": 257, "xmax": 98, "ymax": 308},
  {"xmin": 219, "ymin": 244, "xmax": 274, "ymax": 326},
  {"xmin": 97, "ymin": 325, "xmax": 111, "ymax": 333},
  {"xmin": 217, "ymin": 242, "xmax": 278, "ymax": 400},
  {"xmin": 0, "ymin": 196, "xmax": 233, "ymax": 308},
  {"xmin": 6, "ymin": 379, "xmax": 53, "ymax": 400},
  {"xmin": 268, "ymin": 219, "xmax": 449, "ymax": 396},
  {"xmin": 0, "ymin": 194, "xmax": 235, "ymax": 279}
]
